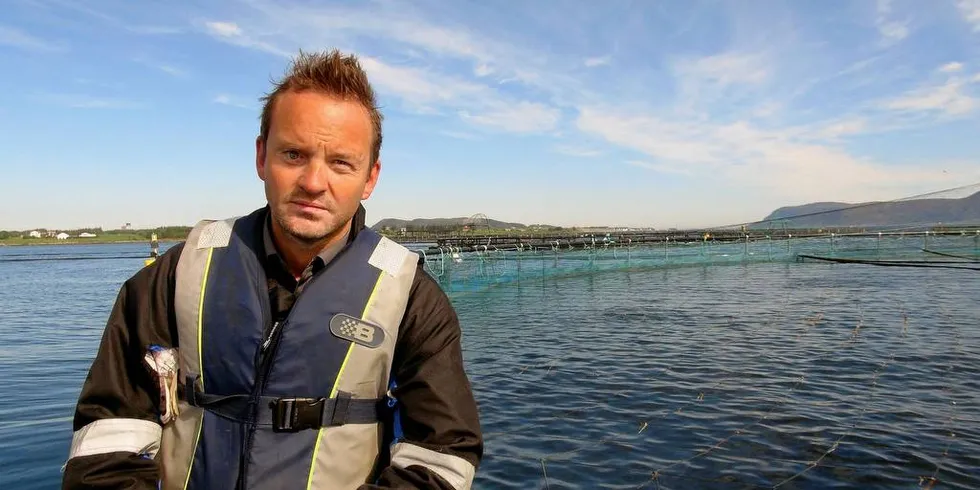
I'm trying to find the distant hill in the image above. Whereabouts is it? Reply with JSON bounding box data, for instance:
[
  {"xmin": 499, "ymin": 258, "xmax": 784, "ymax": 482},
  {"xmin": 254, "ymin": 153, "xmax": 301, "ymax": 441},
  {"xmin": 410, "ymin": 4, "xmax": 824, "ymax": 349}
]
[
  {"xmin": 758, "ymin": 191, "xmax": 980, "ymax": 228},
  {"xmin": 371, "ymin": 217, "xmax": 529, "ymax": 231}
]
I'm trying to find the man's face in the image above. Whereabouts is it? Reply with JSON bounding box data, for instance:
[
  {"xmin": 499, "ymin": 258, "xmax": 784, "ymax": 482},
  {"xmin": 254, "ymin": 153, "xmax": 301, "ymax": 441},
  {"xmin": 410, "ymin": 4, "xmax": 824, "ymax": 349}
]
[{"xmin": 256, "ymin": 90, "xmax": 380, "ymax": 248}]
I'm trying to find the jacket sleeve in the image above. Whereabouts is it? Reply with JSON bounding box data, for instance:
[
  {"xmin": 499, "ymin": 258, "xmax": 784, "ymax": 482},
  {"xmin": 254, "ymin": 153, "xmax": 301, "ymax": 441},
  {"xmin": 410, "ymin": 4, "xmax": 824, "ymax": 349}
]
[
  {"xmin": 62, "ymin": 243, "xmax": 184, "ymax": 490},
  {"xmin": 364, "ymin": 265, "xmax": 484, "ymax": 490}
]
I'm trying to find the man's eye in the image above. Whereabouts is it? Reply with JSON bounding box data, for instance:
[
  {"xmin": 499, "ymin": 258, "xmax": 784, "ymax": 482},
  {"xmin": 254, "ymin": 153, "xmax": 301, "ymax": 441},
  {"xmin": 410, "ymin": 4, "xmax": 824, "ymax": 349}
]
[{"xmin": 283, "ymin": 150, "xmax": 301, "ymax": 161}]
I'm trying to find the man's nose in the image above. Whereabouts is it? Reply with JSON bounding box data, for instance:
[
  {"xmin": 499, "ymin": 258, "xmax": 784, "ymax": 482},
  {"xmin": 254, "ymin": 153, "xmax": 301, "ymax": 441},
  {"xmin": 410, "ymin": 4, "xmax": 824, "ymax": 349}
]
[{"xmin": 297, "ymin": 162, "xmax": 329, "ymax": 194}]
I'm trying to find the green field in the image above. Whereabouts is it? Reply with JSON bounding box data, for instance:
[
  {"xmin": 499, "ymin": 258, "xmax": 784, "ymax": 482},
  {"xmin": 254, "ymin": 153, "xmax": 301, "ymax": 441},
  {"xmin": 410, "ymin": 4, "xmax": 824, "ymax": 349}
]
[{"xmin": 0, "ymin": 227, "xmax": 191, "ymax": 247}]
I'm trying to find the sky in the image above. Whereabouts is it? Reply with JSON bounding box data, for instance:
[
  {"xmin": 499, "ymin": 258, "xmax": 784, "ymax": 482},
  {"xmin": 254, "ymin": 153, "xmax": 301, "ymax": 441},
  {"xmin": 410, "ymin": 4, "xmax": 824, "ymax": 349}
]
[{"xmin": 2, "ymin": 0, "xmax": 980, "ymax": 231}]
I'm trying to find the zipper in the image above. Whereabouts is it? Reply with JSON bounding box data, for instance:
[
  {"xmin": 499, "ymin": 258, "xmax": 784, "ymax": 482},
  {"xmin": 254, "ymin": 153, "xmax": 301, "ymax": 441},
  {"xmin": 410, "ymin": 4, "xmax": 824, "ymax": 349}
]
[
  {"xmin": 236, "ymin": 320, "xmax": 286, "ymax": 490},
  {"xmin": 234, "ymin": 235, "xmax": 358, "ymax": 489}
]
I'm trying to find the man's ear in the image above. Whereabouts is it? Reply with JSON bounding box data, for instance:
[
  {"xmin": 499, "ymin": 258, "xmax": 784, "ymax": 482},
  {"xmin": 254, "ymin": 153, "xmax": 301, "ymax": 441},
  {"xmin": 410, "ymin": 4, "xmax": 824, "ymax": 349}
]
[
  {"xmin": 361, "ymin": 159, "xmax": 381, "ymax": 200},
  {"xmin": 255, "ymin": 136, "xmax": 267, "ymax": 181}
]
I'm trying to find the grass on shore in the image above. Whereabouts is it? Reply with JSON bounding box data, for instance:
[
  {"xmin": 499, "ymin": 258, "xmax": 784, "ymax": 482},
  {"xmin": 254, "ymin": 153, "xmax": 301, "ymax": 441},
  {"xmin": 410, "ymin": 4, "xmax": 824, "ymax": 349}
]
[{"xmin": 0, "ymin": 234, "xmax": 177, "ymax": 246}]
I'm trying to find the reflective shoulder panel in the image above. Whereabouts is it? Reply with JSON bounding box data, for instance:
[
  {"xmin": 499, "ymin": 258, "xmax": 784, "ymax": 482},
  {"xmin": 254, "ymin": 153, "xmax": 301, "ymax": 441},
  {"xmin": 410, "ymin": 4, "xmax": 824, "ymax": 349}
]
[
  {"xmin": 196, "ymin": 218, "xmax": 236, "ymax": 249},
  {"xmin": 390, "ymin": 442, "xmax": 475, "ymax": 490},
  {"xmin": 368, "ymin": 235, "xmax": 413, "ymax": 277},
  {"xmin": 69, "ymin": 418, "xmax": 162, "ymax": 459}
]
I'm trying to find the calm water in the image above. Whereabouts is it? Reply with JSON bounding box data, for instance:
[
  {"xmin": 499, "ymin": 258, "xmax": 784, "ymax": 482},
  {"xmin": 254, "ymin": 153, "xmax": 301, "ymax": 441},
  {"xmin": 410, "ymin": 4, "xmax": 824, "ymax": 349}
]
[{"xmin": 1, "ymin": 244, "xmax": 978, "ymax": 489}]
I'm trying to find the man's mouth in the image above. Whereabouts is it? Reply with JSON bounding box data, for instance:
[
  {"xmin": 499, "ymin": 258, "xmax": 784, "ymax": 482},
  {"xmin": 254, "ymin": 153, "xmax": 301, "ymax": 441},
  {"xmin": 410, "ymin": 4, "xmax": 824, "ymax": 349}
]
[{"xmin": 290, "ymin": 200, "xmax": 327, "ymax": 212}]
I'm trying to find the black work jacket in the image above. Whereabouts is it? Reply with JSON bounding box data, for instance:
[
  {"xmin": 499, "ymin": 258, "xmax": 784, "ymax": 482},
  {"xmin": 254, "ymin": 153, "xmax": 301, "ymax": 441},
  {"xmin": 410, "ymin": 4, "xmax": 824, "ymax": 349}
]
[{"xmin": 62, "ymin": 205, "xmax": 483, "ymax": 489}]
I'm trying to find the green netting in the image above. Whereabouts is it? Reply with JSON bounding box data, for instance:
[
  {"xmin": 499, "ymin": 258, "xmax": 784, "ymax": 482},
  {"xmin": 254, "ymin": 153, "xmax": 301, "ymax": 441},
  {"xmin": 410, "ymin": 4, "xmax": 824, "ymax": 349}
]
[{"xmin": 415, "ymin": 231, "xmax": 980, "ymax": 295}]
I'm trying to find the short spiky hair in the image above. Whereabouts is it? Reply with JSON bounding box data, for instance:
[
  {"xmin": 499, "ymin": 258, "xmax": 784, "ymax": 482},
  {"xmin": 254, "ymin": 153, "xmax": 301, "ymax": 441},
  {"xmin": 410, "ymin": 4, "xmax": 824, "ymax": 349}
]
[{"xmin": 259, "ymin": 49, "xmax": 383, "ymax": 164}]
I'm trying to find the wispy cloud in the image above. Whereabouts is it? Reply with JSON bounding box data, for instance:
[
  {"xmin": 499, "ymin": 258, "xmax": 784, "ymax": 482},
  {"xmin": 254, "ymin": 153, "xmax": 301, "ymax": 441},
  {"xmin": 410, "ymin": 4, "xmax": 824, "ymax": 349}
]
[
  {"xmin": 34, "ymin": 93, "xmax": 143, "ymax": 109},
  {"xmin": 671, "ymin": 51, "xmax": 771, "ymax": 111},
  {"xmin": 817, "ymin": 118, "xmax": 868, "ymax": 139},
  {"xmin": 576, "ymin": 106, "xmax": 974, "ymax": 203},
  {"xmin": 205, "ymin": 21, "xmax": 241, "ymax": 37},
  {"xmin": 626, "ymin": 160, "xmax": 695, "ymax": 176},
  {"xmin": 882, "ymin": 78, "xmax": 977, "ymax": 116},
  {"xmin": 212, "ymin": 93, "xmax": 254, "ymax": 109},
  {"xmin": 128, "ymin": 25, "xmax": 183, "ymax": 35},
  {"xmin": 25, "ymin": 1, "xmax": 183, "ymax": 36},
  {"xmin": 0, "ymin": 25, "xmax": 64, "ymax": 52},
  {"xmin": 192, "ymin": 0, "xmax": 978, "ymax": 207},
  {"xmin": 201, "ymin": 16, "xmax": 563, "ymax": 135},
  {"xmin": 474, "ymin": 63, "xmax": 493, "ymax": 77},
  {"xmin": 458, "ymin": 101, "xmax": 560, "ymax": 133},
  {"xmin": 201, "ymin": 20, "xmax": 292, "ymax": 57},
  {"xmin": 959, "ymin": 0, "xmax": 980, "ymax": 31},
  {"xmin": 940, "ymin": 61, "xmax": 964, "ymax": 73},
  {"xmin": 876, "ymin": 0, "xmax": 910, "ymax": 45},
  {"xmin": 133, "ymin": 56, "xmax": 188, "ymax": 78},
  {"xmin": 674, "ymin": 51, "xmax": 770, "ymax": 90},
  {"xmin": 584, "ymin": 56, "xmax": 610, "ymax": 68},
  {"xmin": 554, "ymin": 145, "xmax": 603, "ymax": 158},
  {"xmin": 440, "ymin": 130, "xmax": 482, "ymax": 141}
]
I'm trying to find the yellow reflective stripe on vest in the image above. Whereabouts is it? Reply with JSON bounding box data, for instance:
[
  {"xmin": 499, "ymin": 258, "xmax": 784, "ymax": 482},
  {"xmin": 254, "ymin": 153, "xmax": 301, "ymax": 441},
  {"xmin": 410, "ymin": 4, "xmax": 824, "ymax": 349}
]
[
  {"xmin": 306, "ymin": 270, "xmax": 385, "ymax": 489},
  {"xmin": 69, "ymin": 418, "xmax": 162, "ymax": 459},
  {"xmin": 161, "ymin": 217, "xmax": 233, "ymax": 490},
  {"xmin": 306, "ymin": 234, "xmax": 418, "ymax": 489},
  {"xmin": 390, "ymin": 442, "xmax": 475, "ymax": 490}
]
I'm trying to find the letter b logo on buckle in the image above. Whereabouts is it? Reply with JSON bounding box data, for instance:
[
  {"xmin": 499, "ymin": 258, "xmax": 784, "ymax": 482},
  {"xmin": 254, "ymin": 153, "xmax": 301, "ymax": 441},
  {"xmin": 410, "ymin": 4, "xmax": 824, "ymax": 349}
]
[{"xmin": 330, "ymin": 314, "xmax": 385, "ymax": 348}]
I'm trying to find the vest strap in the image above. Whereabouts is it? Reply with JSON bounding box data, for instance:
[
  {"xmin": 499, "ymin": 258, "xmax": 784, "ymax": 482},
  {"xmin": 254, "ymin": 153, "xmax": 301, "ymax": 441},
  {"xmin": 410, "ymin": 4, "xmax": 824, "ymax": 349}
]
[{"xmin": 182, "ymin": 377, "xmax": 384, "ymax": 431}]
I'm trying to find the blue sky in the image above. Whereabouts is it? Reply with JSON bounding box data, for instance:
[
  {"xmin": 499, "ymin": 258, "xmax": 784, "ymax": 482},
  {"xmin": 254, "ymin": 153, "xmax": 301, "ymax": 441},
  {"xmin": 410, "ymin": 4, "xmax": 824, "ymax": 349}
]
[{"xmin": 2, "ymin": 0, "xmax": 980, "ymax": 230}]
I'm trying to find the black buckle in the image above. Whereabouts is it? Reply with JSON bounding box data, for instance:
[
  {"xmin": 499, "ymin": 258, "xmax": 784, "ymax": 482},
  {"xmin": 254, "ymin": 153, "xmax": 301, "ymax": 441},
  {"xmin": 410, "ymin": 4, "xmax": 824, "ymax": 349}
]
[{"xmin": 272, "ymin": 397, "xmax": 324, "ymax": 431}]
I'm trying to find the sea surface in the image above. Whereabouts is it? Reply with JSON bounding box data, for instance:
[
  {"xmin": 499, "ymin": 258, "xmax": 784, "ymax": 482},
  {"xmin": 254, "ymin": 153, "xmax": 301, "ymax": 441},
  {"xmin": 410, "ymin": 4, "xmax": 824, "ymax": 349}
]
[{"xmin": 1, "ymin": 243, "xmax": 978, "ymax": 489}]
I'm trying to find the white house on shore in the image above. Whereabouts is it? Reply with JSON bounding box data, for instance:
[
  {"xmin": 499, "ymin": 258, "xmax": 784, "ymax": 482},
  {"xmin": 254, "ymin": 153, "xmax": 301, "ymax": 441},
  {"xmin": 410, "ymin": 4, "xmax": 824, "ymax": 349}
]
[
  {"xmin": 79, "ymin": 232, "xmax": 97, "ymax": 238},
  {"xmin": 56, "ymin": 232, "xmax": 69, "ymax": 240},
  {"xmin": 28, "ymin": 230, "xmax": 41, "ymax": 238}
]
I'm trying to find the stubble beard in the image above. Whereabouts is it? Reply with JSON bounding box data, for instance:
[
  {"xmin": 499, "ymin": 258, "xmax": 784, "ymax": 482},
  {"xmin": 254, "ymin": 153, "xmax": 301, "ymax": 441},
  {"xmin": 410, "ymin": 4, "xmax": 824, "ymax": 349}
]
[{"xmin": 274, "ymin": 201, "xmax": 350, "ymax": 248}]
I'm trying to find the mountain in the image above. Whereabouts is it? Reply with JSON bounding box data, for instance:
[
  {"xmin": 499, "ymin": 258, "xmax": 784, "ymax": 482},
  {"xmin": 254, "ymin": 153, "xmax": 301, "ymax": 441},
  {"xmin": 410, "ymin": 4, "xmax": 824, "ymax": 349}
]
[
  {"xmin": 371, "ymin": 217, "xmax": 528, "ymax": 231},
  {"xmin": 758, "ymin": 191, "xmax": 980, "ymax": 228}
]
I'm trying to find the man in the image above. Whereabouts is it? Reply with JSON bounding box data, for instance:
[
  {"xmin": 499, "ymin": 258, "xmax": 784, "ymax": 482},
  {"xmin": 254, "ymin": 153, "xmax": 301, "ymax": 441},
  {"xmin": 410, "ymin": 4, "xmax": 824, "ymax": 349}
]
[{"xmin": 62, "ymin": 49, "xmax": 483, "ymax": 490}]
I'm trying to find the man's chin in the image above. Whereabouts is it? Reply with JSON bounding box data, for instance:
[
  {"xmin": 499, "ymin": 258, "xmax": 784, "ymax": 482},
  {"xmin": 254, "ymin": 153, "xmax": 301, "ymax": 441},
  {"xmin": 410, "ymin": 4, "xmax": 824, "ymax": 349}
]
[{"xmin": 283, "ymin": 224, "xmax": 332, "ymax": 245}]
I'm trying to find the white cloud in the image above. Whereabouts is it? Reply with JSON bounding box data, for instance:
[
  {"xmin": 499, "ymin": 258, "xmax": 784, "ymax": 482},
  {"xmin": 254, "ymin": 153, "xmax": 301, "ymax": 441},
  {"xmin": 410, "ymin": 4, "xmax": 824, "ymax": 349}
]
[
  {"xmin": 554, "ymin": 145, "xmax": 602, "ymax": 158},
  {"xmin": 817, "ymin": 118, "xmax": 868, "ymax": 139},
  {"xmin": 200, "ymin": 15, "xmax": 562, "ymax": 135},
  {"xmin": 127, "ymin": 25, "xmax": 184, "ymax": 35},
  {"xmin": 876, "ymin": 0, "xmax": 910, "ymax": 44},
  {"xmin": 201, "ymin": 20, "xmax": 290, "ymax": 57},
  {"xmin": 360, "ymin": 57, "xmax": 485, "ymax": 105},
  {"xmin": 0, "ymin": 25, "xmax": 64, "ymax": 52},
  {"xmin": 474, "ymin": 63, "xmax": 493, "ymax": 77},
  {"xmin": 576, "ymin": 106, "xmax": 975, "ymax": 204},
  {"xmin": 459, "ymin": 101, "xmax": 560, "ymax": 133},
  {"xmin": 576, "ymin": 108, "xmax": 722, "ymax": 166},
  {"xmin": 205, "ymin": 21, "xmax": 241, "ymax": 37},
  {"xmin": 959, "ymin": 0, "xmax": 980, "ymax": 31},
  {"xmin": 133, "ymin": 56, "xmax": 187, "ymax": 78},
  {"xmin": 673, "ymin": 52, "xmax": 769, "ymax": 87},
  {"xmin": 191, "ymin": 0, "xmax": 977, "ymax": 212},
  {"xmin": 440, "ymin": 130, "xmax": 482, "ymax": 140},
  {"xmin": 752, "ymin": 101, "xmax": 783, "ymax": 118},
  {"xmin": 626, "ymin": 160, "xmax": 694, "ymax": 176},
  {"xmin": 212, "ymin": 94, "xmax": 254, "ymax": 109},
  {"xmin": 584, "ymin": 56, "xmax": 610, "ymax": 68},
  {"xmin": 940, "ymin": 62, "xmax": 964, "ymax": 73},
  {"xmin": 882, "ymin": 79, "xmax": 977, "ymax": 116}
]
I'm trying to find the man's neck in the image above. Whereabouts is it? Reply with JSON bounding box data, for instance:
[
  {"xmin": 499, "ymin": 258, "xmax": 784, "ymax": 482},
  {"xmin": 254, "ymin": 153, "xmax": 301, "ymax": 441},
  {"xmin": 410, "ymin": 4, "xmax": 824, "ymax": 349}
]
[{"xmin": 271, "ymin": 218, "xmax": 351, "ymax": 279}]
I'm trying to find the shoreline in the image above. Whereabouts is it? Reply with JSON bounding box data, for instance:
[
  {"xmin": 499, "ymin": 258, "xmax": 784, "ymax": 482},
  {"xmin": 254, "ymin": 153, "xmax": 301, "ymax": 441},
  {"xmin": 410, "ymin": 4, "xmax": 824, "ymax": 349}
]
[{"xmin": 0, "ymin": 239, "xmax": 184, "ymax": 247}]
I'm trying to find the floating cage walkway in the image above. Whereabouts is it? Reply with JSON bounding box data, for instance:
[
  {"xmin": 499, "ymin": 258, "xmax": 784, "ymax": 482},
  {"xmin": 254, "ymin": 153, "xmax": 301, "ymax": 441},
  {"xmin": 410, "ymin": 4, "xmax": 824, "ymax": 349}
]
[{"xmin": 414, "ymin": 230, "xmax": 980, "ymax": 294}]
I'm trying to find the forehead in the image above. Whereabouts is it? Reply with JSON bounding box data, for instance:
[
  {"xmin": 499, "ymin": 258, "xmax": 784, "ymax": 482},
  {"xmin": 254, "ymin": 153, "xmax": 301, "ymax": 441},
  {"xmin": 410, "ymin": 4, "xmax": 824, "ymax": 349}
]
[{"xmin": 268, "ymin": 90, "xmax": 373, "ymax": 152}]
